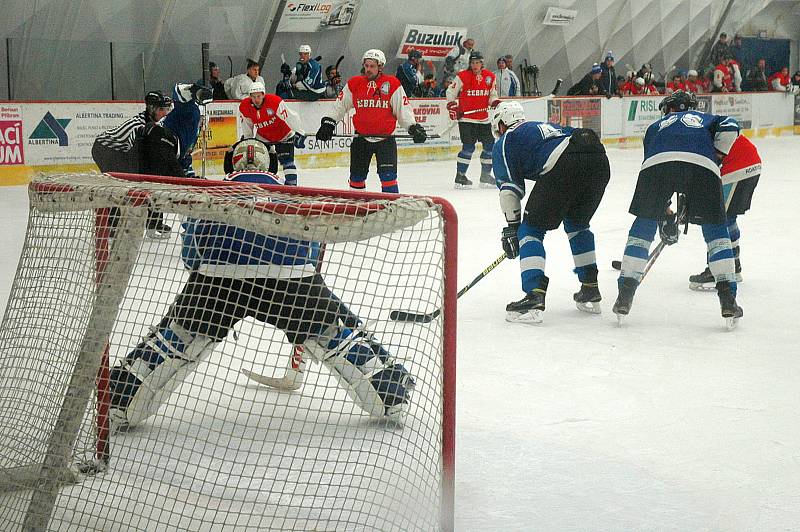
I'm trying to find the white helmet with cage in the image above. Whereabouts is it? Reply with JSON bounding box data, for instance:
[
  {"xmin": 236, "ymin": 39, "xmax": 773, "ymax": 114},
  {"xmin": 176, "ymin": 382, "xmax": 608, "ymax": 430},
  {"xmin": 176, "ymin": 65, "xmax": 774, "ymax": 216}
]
[
  {"xmin": 298, "ymin": 44, "xmax": 312, "ymax": 54},
  {"xmin": 362, "ymin": 49, "xmax": 386, "ymax": 67},
  {"xmin": 491, "ymin": 101, "xmax": 526, "ymax": 137},
  {"xmin": 232, "ymin": 139, "xmax": 269, "ymax": 172}
]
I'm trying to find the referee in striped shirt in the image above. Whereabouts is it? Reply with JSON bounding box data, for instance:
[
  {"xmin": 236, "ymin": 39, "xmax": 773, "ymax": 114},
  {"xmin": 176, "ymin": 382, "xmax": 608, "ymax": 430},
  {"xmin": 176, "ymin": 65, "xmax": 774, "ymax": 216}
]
[{"xmin": 92, "ymin": 90, "xmax": 174, "ymax": 173}]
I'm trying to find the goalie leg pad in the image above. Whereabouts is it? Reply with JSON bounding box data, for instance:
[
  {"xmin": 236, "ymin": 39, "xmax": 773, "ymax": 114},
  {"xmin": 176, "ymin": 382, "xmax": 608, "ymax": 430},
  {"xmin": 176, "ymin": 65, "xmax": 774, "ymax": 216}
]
[
  {"xmin": 109, "ymin": 320, "xmax": 216, "ymax": 429},
  {"xmin": 304, "ymin": 326, "xmax": 414, "ymax": 419}
]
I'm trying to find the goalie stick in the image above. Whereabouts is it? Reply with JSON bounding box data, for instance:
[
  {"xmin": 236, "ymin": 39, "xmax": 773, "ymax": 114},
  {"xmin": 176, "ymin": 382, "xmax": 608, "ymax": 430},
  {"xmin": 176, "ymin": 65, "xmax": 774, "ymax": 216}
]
[{"xmin": 390, "ymin": 252, "xmax": 507, "ymax": 323}]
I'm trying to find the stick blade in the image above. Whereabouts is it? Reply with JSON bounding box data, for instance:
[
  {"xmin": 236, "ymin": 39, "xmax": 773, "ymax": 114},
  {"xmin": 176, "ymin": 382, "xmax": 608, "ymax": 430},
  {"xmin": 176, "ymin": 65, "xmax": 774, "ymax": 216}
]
[
  {"xmin": 389, "ymin": 310, "xmax": 434, "ymax": 323},
  {"xmin": 240, "ymin": 368, "xmax": 303, "ymax": 391}
]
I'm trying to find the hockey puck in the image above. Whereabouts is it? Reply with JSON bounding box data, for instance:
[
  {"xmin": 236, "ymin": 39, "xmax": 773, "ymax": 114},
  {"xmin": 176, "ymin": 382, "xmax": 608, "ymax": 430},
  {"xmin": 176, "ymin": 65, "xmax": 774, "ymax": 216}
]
[{"xmin": 611, "ymin": 260, "xmax": 622, "ymax": 270}]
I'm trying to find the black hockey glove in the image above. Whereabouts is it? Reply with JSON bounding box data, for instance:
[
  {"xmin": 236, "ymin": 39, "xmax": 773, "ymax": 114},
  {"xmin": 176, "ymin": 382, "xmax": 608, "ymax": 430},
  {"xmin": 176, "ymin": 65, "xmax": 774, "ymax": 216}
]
[
  {"xmin": 501, "ymin": 223, "xmax": 521, "ymax": 259},
  {"xmin": 190, "ymin": 83, "xmax": 213, "ymax": 105},
  {"xmin": 408, "ymin": 123, "xmax": 427, "ymax": 144},
  {"xmin": 293, "ymin": 134, "xmax": 307, "ymax": 149},
  {"xmin": 315, "ymin": 117, "xmax": 337, "ymax": 142},
  {"xmin": 280, "ymin": 63, "xmax": 292, "ymax": 76},
  {"xmin": 658, "ymin": 211, "xmax": 680, "ymax": 245}
]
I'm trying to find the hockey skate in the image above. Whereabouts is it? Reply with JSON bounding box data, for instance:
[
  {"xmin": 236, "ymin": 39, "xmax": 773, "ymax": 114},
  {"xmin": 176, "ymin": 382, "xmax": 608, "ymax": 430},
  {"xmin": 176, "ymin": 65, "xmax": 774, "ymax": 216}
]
[
  {"xmin": 612, "ymin": 277, "xmax": 638, "ymax": 325},
  {"xmin": 716, "ymin": 281, "xmax": 743, "ymax": 330},
  {"xmin": 454, "ymin": 172, "xmax": 473, "ymax": 189},
  {"xmin": 146, "ymin": 219, "xmax": 172, "ymax": 240},
  {"xmin": 479, "ymin": 172, "xmax": 495, "ymax": 189},
  {"xmin": 574, "ymin": 282, "xmax": 602, "ymax": 314},
  {"xmin": 506, "ymin": 277, "xmax": 548, "ymax": 324},
  {"xmin": 690, "ymin": 255, "xmax": 742, "ymax": 291}
]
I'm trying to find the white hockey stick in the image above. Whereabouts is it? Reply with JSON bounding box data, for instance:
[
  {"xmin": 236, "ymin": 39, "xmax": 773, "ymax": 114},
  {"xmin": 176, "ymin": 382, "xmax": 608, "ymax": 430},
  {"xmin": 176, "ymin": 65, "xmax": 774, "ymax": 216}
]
[{"xmin": 241, "ymin": 345, "xmax": 306, "ymax": 391}]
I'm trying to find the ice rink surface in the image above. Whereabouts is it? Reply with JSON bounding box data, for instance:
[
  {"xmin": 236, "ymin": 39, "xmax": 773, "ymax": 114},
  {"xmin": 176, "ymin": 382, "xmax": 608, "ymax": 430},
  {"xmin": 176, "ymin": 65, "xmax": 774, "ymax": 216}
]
[{"xmin": 1, "ymin": 136, "xmax": 799, "ymax": 531}]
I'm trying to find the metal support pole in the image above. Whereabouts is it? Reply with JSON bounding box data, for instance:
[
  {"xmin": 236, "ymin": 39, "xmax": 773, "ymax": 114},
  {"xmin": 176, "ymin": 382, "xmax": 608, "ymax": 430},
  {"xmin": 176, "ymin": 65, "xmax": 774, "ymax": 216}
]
[
  {"xmin": 141, "ymin": 52, "xmax": 146, "ymax": 96},
  {"xmin": 201, "ymin": 42, "xmax": 210, "ymax": 85},
  {"xmin": 6, "ymin": 38, "xmax": 12, "ymax": 100},
  {"xmin": 257, "ymin": 0, "xmax": 288, "ymax": 68},
  {"xmin": 109, "ymin": 42, "xmax": 116, "ymax": 100}
]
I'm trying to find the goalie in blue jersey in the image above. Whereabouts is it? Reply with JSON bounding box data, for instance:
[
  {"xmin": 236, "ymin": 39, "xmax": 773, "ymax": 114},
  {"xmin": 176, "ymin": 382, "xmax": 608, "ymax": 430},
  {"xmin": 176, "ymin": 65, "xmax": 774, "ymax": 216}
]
[
  {"xmin": 107, "ymin": 139, "xmax": 414, "ymax": 431},
  {"xmin": 491, "ymin": 101, "xmax": 611, "ymax": 323},
  {"xmin": 613, "ymin": 90, "xmax": 743, "ymax": 327}
]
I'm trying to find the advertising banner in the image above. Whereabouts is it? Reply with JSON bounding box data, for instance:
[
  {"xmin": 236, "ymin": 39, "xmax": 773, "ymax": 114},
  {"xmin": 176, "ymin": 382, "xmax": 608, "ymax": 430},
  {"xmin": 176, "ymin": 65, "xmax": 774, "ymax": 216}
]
[
  {"xmin": 395, "ymin": 25, "xmax": 468, "ymax": 59},
  {"xmin": 22, "ymin": 103, "xmax": 140, "ymax": 166},
  {"xmin": 547, "ymin": 98, "xmax": 601, "ymax": 134},
  {"xmin": 795, "ymin": 94, "xmax": 800, "ymax": 127},
  {"xmin": 712, "ymin": 93, "xmax": 752, "ymax": 129},
  {"xmin": 622, "ymin": 96, "xmax": 662, "ymax": 137},
  {"xmin": 277, "ymin": 1, "xmax": 359, "ymax": 33},
  {"xmin": 0, "ymin": 105, "xmax": 24, "ymax": 165}
]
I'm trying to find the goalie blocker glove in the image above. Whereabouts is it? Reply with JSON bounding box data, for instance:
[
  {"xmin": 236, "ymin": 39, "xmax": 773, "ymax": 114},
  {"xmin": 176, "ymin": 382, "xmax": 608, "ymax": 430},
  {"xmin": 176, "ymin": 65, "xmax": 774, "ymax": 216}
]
[
  {"xmin": 316, "ymin": 116, "xmax": 337, "ymax": 141},
  {"xmin": 408, "ymin": 123, "xmax": 427, "ymax": 143}
]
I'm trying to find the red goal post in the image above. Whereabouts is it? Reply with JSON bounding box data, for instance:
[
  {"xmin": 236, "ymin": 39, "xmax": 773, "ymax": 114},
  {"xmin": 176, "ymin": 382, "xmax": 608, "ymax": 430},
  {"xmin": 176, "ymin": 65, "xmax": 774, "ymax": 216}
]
[{"xmin": 0, "ymin": 172, "xmax": 457, "ymax": 531}]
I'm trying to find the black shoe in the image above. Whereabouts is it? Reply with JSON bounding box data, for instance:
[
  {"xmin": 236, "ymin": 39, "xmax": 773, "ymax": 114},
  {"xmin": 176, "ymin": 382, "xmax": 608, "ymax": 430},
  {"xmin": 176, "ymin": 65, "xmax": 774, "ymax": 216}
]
[
  {"xmin": 612, "ymin": 277, "xmax": 638, "ymax": 316},
  {"xmin": 506, "ymin": 277, "xmax": 548, "ymax": 323},
  {"xmin": 454, "ymin": 172, "xmax": 473, "ymax": 189},
  {"xmin": 479, "ymin": 172, "xmax": 495, "ymax": 188}
]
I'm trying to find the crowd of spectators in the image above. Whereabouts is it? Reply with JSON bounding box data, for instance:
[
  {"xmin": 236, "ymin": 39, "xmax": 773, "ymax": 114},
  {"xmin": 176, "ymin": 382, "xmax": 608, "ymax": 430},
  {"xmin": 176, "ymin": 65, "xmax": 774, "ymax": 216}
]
[{"xmin": 208, "ymin": 32, "xmax": 797, "ymax": 103}]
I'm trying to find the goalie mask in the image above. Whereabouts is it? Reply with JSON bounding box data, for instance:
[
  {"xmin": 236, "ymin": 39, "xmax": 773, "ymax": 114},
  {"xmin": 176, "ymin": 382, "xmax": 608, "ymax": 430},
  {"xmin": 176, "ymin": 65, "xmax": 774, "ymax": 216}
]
[
  {"xmin": 491, "ymin": 101, "xmax": 526, "ymax": 138},
  {"xmin": 232, "ymin": 139, "xmax": 269, "ymax": 172}
]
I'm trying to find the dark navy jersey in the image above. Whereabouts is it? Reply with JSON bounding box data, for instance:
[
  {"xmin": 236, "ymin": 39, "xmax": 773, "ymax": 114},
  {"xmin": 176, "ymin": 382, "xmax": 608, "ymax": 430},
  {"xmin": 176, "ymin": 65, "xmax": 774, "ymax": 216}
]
[
  {"xmin": 641, "ymin": 111, "xmax": 740, "ymax": 176},
  {"xmin": 181, "ymin": 171, "xmax": 320, "ymax": 279},
  {"xmin": 492, "ymin": 121, "xmax": 575, "ymax": 198},
  {"xmin": 163, "ymin": 83, "xmax": 201, "ymax": 163}
]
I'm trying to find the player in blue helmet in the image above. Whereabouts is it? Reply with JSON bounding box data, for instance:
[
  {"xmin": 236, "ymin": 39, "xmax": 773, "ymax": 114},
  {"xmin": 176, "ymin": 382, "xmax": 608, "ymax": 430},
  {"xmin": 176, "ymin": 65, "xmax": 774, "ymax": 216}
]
[
  {"xmin": 163, "ymin": 82, "xmax": 213, "ymax": 177},
  {"xmin": 107, "ymin": 139, "xmax": 415, "ymax": 432}
]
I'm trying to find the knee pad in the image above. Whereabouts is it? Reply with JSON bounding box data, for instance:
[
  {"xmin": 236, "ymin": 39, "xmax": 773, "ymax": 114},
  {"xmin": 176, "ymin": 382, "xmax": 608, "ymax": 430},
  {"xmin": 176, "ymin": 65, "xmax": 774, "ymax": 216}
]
[
  {"xmin": 303, "ymin": 326, "xmax": 414, "ymax": 420},
  {"xmin": 109, "ymin": 321, "xmax": 216, "ymax": 429}
]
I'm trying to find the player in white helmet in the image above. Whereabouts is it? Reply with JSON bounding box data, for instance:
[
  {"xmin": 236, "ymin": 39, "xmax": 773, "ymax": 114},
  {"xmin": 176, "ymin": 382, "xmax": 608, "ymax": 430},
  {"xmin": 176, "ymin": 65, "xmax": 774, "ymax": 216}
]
[{"xmin": 315, "ymin": 49, "xmax": 427, "ymax": 193}]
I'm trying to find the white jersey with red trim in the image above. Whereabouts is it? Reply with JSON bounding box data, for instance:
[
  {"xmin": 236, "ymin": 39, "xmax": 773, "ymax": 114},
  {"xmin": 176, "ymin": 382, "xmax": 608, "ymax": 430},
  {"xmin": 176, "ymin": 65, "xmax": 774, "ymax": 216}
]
[
  {"xmin": 329, "ymin": 73, "xmax": 416, "ymax": 140},
  {"xmin": 239, "ymin": 94, "xmax": 305, "ymax": 144},
  {"xmin": 721, "ymin": 134, "xmax": 762, "ymax": 185},
  {"xmin": 446, "ymin": 68, "xmax": 498, "ymax": 124}
]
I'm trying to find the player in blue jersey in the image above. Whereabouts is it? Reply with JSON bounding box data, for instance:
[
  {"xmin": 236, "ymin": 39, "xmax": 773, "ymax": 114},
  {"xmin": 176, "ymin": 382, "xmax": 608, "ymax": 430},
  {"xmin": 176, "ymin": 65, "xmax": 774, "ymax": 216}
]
[
  {"xmin": 291, "ymin": 44, "xmax": 326, "ymax": 101},
  {"xmin": 491, "ymin": 101, "xmax": 611, "ymax": 323},
  {"xmin": 107, "ymin": 139, "xmax": 415, "ymax": 432},
  {"xmin": 613, "ymin": 90, "xmax": 743, "ymax": 328},
  {"xmin": 163, "ymin": 82, "xmax": 213, "ymax": 177}
]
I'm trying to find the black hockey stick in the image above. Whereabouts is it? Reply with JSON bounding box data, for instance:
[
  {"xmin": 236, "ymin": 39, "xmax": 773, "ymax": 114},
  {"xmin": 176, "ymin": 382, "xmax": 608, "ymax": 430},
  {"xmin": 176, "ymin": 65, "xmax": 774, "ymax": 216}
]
[
  {"xmin": 327, "ymin": 133, "xmax": 441, "ymax": 140},
  {"xmin": 390, "ymin": 252, "xmax": 507, "ymax": 323}
]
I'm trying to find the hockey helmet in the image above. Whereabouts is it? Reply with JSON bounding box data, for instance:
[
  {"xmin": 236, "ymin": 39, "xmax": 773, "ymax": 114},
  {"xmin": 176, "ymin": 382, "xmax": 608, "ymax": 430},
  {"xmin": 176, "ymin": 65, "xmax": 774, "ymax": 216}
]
[
  {"xmin": 658, "ymin": 89, "xmax": 698, "ymax": 114},
  {"xmin": 298, "ymin": 44, "xmax": 312, "ymax": 54},
  {"xmin": 248, "ymin": 81, "xmax": 266, "ymax": 94},
  {"xmin": 144, "ymin": 90, "xmax": 173, "ymax": 108},
  {"xmin": 469, "ymin": 50, "xmax": 484, "ymax": 63},
  {"xmin": 407, "ymin": 49, "xmax": 423, "ymax": 61},
  {"xmin": 232, "ymin": 139, "xmax": 270, "ymax": 172},
  {"xmin": 362, "ymin": 49, "xmax": 386, "ymax": 67},
  {"xmin": 491, "ymin": 100, "xmax": 525, "ymax": 138}
]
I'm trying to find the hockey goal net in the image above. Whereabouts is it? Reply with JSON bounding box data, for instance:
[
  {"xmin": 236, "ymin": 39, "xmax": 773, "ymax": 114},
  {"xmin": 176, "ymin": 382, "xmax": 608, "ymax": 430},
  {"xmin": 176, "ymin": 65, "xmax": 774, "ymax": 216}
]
[{"xmin": 0, "ymin": 173, "xmax": 456, "ymax": 531}]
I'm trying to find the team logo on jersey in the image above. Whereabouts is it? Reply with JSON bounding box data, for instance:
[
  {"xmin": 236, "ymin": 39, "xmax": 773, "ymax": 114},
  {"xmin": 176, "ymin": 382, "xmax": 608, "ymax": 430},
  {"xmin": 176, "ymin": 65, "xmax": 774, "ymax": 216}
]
[
  {"xmin": 681, "ymin": 113, "xmax": 703, "ymax": 128},
  {"xmin": 658, "ymin": 114, "xmax": 678, "ymax": 131},
  {"xmin": 380, "ymin": 81, "xmax": 390, "ymax": 95},
  {"xmin": 485, "ymin": 75, "xmax": 493, "ymax": 86},
  {"xmin": 266, "ymin": 108, "xmax": 275, "ymax": 116}
]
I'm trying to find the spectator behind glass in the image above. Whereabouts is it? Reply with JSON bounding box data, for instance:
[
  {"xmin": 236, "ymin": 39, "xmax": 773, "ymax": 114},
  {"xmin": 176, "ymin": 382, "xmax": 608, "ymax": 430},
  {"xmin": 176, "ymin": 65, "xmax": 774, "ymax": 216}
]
[
  {"xmin": 599, "ymin": 51, "xmax": 618, "ymax": 97},
  {"xmin": 443, "ymin": 38, "xmax": 475, "ymax": 84},
  {"xmin": 420, "ymin": 73, "xmax": 445, "ymax": 97},
  {"xmin": 746, "ymin": 58, "xmax": 769, "ymax": 91},
  {"xmin": 323, "ymin": 64, "xmax": 343, "ymax": 99},
  {"xmin": 567, "ymin": 63, "xmax": 605, "ymax": 96},
  {"xmin": 730, "ymin": 33, "xmax": 743, "ymax": 63},
  {"xmin": 206, "ymin": 62, "xmax": 228, "ymax": 100},
  {"xmin": 710, "ymin": 32, "xmax": 730, "ymax": 67},
  {"xmin": 494, "ymin": 57, "xmax": 520, "ymax": 97},
  {"xmin": 224, "ymin": 59, "xmax": 265, "ymax": 100},
  {"xmin": 503, "ymin": 54, "xmax": 514, "ymax": 71},
  {"xmin": 291, "ymin": 44, "xmax": 326, "ymax": 101},
  {"xmin": 397, "ymin": 49, "xmax": 423, "ymax": 97}
]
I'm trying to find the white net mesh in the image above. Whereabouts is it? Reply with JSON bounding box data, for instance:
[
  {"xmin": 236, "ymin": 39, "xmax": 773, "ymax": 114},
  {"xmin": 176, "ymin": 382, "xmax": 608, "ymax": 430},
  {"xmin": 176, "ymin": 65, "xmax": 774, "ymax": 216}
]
[{"xmin": 0, "ymin": 173, "xmax": 454, "ymax": 531}]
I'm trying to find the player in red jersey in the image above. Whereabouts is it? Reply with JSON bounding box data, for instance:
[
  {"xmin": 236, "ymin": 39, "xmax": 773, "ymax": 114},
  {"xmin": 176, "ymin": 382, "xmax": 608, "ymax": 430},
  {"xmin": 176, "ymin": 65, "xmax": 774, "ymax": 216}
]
[
  {"xmin": 315, "ymin": 49, "xmax": 427, "ymax": 193},
  {"xmin": 688, "ymin": 134, "xmax": 761, "ymax": 290},
  {"xmin": 446, "ymin": 50, "xmax": 500, "ymax": 189},
  {"xmin": 237, "ymin": 81, "xmax": 306, "ymax": 185}
]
